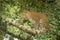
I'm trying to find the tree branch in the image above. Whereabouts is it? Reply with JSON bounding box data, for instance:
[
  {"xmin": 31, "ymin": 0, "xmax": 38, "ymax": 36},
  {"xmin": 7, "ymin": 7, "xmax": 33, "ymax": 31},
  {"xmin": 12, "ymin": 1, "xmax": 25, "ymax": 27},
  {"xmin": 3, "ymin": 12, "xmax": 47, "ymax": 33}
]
[
  {"xmin": 5, "ymin": 18, "xmax": 41, "ymax": 35},
  {"xmin": 0, "ymin": 26, "xmax": 27, "ymax": 40}
]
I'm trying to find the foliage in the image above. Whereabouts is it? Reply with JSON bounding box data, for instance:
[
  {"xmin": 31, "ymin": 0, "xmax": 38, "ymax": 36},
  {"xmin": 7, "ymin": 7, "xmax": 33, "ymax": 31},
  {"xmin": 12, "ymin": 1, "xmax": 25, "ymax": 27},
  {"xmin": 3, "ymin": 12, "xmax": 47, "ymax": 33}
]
[{"xmin": 0, "ymin": 0, "xmax": 60, "ymax": 40}]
